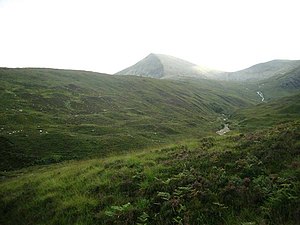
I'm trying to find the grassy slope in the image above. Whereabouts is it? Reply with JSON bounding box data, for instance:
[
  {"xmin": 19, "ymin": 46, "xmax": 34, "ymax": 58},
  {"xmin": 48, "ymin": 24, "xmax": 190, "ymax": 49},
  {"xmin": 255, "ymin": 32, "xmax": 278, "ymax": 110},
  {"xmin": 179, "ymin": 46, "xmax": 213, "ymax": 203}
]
[
  {"xmin": 231, "ymin": 93, "xmax": 300, "ymax": 131},
  {"xmin": 1, "ymin": 69, "xmax": 300, "ymax": 224},
  {"xmin": 0, "ymin": 122, "xmax": 299, "ymax": 225},
  {"xmin": 259, "ymin": 65, "xmax": 300, "ymax": 100},
  {"xmin": 240, "ymin": 65, "xmax": 300, "ymax": 102},
  {"xmin": 0, "ymin": 68, "xmax": 255, "ymax": 171}
]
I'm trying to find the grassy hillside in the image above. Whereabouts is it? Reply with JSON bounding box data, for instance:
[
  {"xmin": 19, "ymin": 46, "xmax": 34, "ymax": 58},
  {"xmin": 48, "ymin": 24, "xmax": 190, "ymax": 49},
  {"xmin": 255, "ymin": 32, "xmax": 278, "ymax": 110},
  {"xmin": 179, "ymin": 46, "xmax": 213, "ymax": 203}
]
[
  {"xmin": 231, "ymin": 93, "xmax": 300, "ymax": 131},
  {"xmin": 256, "ymin": 65, "xmax": 300, "ymax": 100},
  {"xmin": 0, "ymin": 122, "xmax": 299, "ymax": 225},
  {"xmin": 1, "ymin": 67, "xmax": 300, "ymax": 225},
  {"xmin": 205, "ymin": 60, "xmax": 300, "ymax": 104},
  {"xmin": 0, "ymin": 68, "xmax": 255, "ymax": 171}
]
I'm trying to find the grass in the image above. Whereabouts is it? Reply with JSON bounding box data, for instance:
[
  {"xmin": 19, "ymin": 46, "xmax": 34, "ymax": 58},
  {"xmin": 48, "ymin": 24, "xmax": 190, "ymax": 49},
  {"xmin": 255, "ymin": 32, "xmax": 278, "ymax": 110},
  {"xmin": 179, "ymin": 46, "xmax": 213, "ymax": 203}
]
[
  {"xmin": 231, "ymin": 93, "xmax": 300, "ymax": 132},
  {"xmin": 0, "ymin": 68, "xmax": 256, "ymax": 171},
  {"xmin": 258, "ymin": 65, "xmax": 300, "ymax": 100},
  {"xmin": 0, "ymin": 122, "xmax": 299, "ymax": 225},
  {"xmin": 1, "ymin": 67, "xmax": 300, "ymax": 224}
]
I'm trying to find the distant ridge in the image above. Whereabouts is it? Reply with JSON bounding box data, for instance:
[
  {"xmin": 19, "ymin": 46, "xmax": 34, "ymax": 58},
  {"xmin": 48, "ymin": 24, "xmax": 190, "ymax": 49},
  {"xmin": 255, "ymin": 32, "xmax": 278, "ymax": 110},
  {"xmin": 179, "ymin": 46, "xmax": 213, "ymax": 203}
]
[
  {"xmin": 116, "ymin": 55, "xmax": 300, "ymax": 82},
  {"xmin": 214, "ymin": 59, "xmax": 300, "ymax": 81},
  {"xmin": 115, "ymin": 53, "xmax": 222, "ymax": 79}
]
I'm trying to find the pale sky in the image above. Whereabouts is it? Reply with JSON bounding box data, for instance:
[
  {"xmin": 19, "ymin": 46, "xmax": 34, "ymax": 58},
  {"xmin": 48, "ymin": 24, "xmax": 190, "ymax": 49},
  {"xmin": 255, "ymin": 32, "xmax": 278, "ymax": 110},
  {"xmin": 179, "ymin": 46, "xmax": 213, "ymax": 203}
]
[{"xmin": 0, "ymin": 0, "xmax": 300, "ymax": 73}]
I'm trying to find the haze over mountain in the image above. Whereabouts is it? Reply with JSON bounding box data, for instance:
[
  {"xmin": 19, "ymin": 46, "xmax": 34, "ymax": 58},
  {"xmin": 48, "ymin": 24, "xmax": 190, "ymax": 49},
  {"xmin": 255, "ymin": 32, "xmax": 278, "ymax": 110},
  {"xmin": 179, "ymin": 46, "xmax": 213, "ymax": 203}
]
[
  {"xmin": 215, "ymin": 59, "xmax": 300, "ymax": 81},
  {"xmin": 116, "ymin": 54, "xmax": 300, "ymax": 85},
  {"xmin": 115, "ymin": 53, "xmax": 222, "ymax": 79}
]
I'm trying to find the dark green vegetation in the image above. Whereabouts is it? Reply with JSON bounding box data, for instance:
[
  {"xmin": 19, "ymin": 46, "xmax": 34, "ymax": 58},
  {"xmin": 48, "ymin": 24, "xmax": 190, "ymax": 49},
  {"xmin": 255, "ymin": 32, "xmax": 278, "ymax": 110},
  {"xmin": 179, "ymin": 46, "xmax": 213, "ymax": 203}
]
[
  {"xmin": 1, "ymin": 66, "xmax": 300, "ymax": 225},
  {"xmin": 0, "ymin": 68, "xmax": 255, "ymax": 171},
  {"xmin": 1, "ymin": 122, "xmax": 299, "ymax": 225},
  {"xmin": 232, "ymin": 93, "xmax": 300, "ymax": 131},
  {"xmin": 256, "ymin": 65, "xmax": 300, "ymax": 99}
]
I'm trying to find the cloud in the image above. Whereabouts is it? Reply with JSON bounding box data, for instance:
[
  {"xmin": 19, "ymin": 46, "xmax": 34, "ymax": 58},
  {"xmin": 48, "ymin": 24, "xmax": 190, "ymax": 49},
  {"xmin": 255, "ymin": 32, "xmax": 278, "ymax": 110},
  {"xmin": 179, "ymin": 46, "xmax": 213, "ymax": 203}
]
[{"xmin": 0, "ymin": 0, "xmax": 299, "ymax": 73}]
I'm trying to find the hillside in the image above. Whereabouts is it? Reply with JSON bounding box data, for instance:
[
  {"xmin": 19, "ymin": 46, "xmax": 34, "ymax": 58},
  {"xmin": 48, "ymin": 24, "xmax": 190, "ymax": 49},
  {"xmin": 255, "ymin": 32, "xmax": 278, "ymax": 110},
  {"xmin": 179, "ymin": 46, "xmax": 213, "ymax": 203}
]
[
  {"xmin": 1, "ymin": 67, "xmax": 300, "ymax": 225},
  {"xmin": 115, "ymin": 53, "xmax": 222, "ymax": 79},
  {"xmin": 255, "ymin": 65, "xmax": 300, "ymax": 99},
  {"xmin": 1, "ymin": 121, "xmax": 299, "ymax": 225},
  {"xmin": 230, "ymin": 63, "xmax": 300, "ymax": 104},
  {"xmin": 215, "ymin": 59, "xmax": 300, "ymax": 81},
  {"xmin": 231, "ymin": 93, "xmax": 300, "ymax": 131},
  {"xmin": 0, "ymin": 68, "xmax": 255, "ymax": 171},
  {"xmin": 115, "ymin": 55, "xmax": 300, "ymax": 102}
]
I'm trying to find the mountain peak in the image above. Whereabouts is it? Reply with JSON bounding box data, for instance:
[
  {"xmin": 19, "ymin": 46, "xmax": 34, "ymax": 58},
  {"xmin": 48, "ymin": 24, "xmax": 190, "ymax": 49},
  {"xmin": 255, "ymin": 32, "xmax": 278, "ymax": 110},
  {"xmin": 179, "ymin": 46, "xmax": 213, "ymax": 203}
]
[
  {"xmin": 115, "ymin": 53, "xmax": 222, "ymax": 79},
  {"xmin": 115, "ymin": 53, "xmax": 164, "ymax": 78}
]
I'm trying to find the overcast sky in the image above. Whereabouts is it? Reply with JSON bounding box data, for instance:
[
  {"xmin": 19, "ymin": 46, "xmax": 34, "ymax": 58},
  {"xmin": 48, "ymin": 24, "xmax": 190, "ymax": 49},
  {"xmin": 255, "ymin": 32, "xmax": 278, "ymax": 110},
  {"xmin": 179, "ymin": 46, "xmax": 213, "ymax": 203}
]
[{"xmin": 0, "ymin": 0, "xmax": 300, "ymax": 73}]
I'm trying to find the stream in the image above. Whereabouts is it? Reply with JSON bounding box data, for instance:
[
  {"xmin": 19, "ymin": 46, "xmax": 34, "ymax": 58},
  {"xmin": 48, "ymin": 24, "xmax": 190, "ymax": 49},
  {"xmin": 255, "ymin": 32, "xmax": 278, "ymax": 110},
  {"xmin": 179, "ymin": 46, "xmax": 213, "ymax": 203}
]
[
  {"xmin": 216, "ymin": 124, "xmax": 230, "ymax": 135},
  {"xmin": 256, "ymin": 91, "xmax": 264, "ymax": 102}
]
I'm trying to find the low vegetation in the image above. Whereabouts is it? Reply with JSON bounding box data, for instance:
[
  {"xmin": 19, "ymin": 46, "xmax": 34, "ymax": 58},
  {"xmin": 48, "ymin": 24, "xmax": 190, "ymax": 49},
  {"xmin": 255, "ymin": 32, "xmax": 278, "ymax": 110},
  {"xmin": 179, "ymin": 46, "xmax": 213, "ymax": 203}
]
[
  {"xmin": 0, "ymin": 68, "xmax": 255, "ymax": 171},
  {"xmin": 1, "ymin": 121, "xmax": 299, "ymax": 225},
  {"xmin": 1, "ymin": 67, "xmax": 300, "ymax": 224},
  {"xmin": 231, "ymin": 93, "xmax": 300, "ymax": 131}
]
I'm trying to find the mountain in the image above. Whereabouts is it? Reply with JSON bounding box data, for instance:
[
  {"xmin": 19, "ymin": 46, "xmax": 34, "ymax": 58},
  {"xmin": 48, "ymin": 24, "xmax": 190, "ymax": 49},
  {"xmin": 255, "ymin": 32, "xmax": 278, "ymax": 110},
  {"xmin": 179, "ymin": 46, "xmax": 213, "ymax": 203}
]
[
  {"xmin": 1, "ymin": 67, "xmax": 300, "ymax": 225},
  {"xmin": 225, "ymin": 61, "xmax": 300, "ymax": 103},
  {"xmin": 115, "ymin": 53, "xmax": 222, "ymax": 79},
  {"xmin": 214, "ymin": 59, "xmax": 300, "ymax": 81},
  {"xmin": 0, "ymin": 67, "xmax": 254, "ymax": 171},
  {"xmin": 116, "ymin": 55, "xmax": 300, "ymax": 87},
  {"xmin": 247, "ymin": 64, "xmax": 300, "ymax": 101}
]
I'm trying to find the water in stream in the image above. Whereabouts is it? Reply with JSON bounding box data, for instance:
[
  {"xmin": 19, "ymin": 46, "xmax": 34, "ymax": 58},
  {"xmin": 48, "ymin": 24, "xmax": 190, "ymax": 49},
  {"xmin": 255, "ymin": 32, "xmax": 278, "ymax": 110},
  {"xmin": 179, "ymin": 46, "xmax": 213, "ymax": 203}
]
[{"xmin": 216, "ymin": 124, "xmax": 230, "ymax": 135}]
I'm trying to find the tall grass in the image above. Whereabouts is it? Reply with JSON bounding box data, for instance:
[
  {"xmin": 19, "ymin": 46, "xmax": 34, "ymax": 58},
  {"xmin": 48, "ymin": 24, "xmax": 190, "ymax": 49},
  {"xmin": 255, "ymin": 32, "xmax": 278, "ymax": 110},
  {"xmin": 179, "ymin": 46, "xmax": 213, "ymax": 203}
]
[{"xmin": 1, "ymin": 122, "xmax": 299, "ymax": 224}]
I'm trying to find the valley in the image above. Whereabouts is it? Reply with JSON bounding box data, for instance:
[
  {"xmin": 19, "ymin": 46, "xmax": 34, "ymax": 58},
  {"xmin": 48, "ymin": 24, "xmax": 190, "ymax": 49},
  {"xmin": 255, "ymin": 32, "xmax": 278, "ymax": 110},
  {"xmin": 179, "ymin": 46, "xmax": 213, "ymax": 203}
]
[
  {"xmin": 0, "ymin": 55, "xmax": 300, "ymax": 225},
  {"xmin": 0, "ymin": 68, "xmax": 257, "ymax": 171}
]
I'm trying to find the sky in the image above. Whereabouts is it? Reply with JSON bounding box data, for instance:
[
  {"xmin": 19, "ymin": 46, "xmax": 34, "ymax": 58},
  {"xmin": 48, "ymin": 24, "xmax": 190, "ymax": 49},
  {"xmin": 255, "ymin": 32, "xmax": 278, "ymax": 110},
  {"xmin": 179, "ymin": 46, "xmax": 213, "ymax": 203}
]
[{"xmin": 0, "ymin": 0, "xmax": 300, "ymax": 73}]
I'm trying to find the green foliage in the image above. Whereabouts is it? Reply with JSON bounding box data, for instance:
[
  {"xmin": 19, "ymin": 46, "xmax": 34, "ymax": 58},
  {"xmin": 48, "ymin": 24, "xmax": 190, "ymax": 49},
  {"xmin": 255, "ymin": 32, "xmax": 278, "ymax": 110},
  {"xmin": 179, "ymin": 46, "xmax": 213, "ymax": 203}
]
[
  {"xmin": 1, "ymin": 122, "xmax": 299, "ymax": 224},
  {"xmin": 232, "ymin": 93, "xmax": 300, "ymax": 132},
  {"xmin": 105, "ymin": 202, "xmax": 132, "ymax": 217},
  {"xmin": 1, "ymin": 67, "xmax": 300, "ymax": 224},
  {"xmin": 0, "ymin": 68, "xmax": 255, "ymax": 171},
  {"xmin": 137, "ymin": 212, "xmax": 149, "ymax": 225}
]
